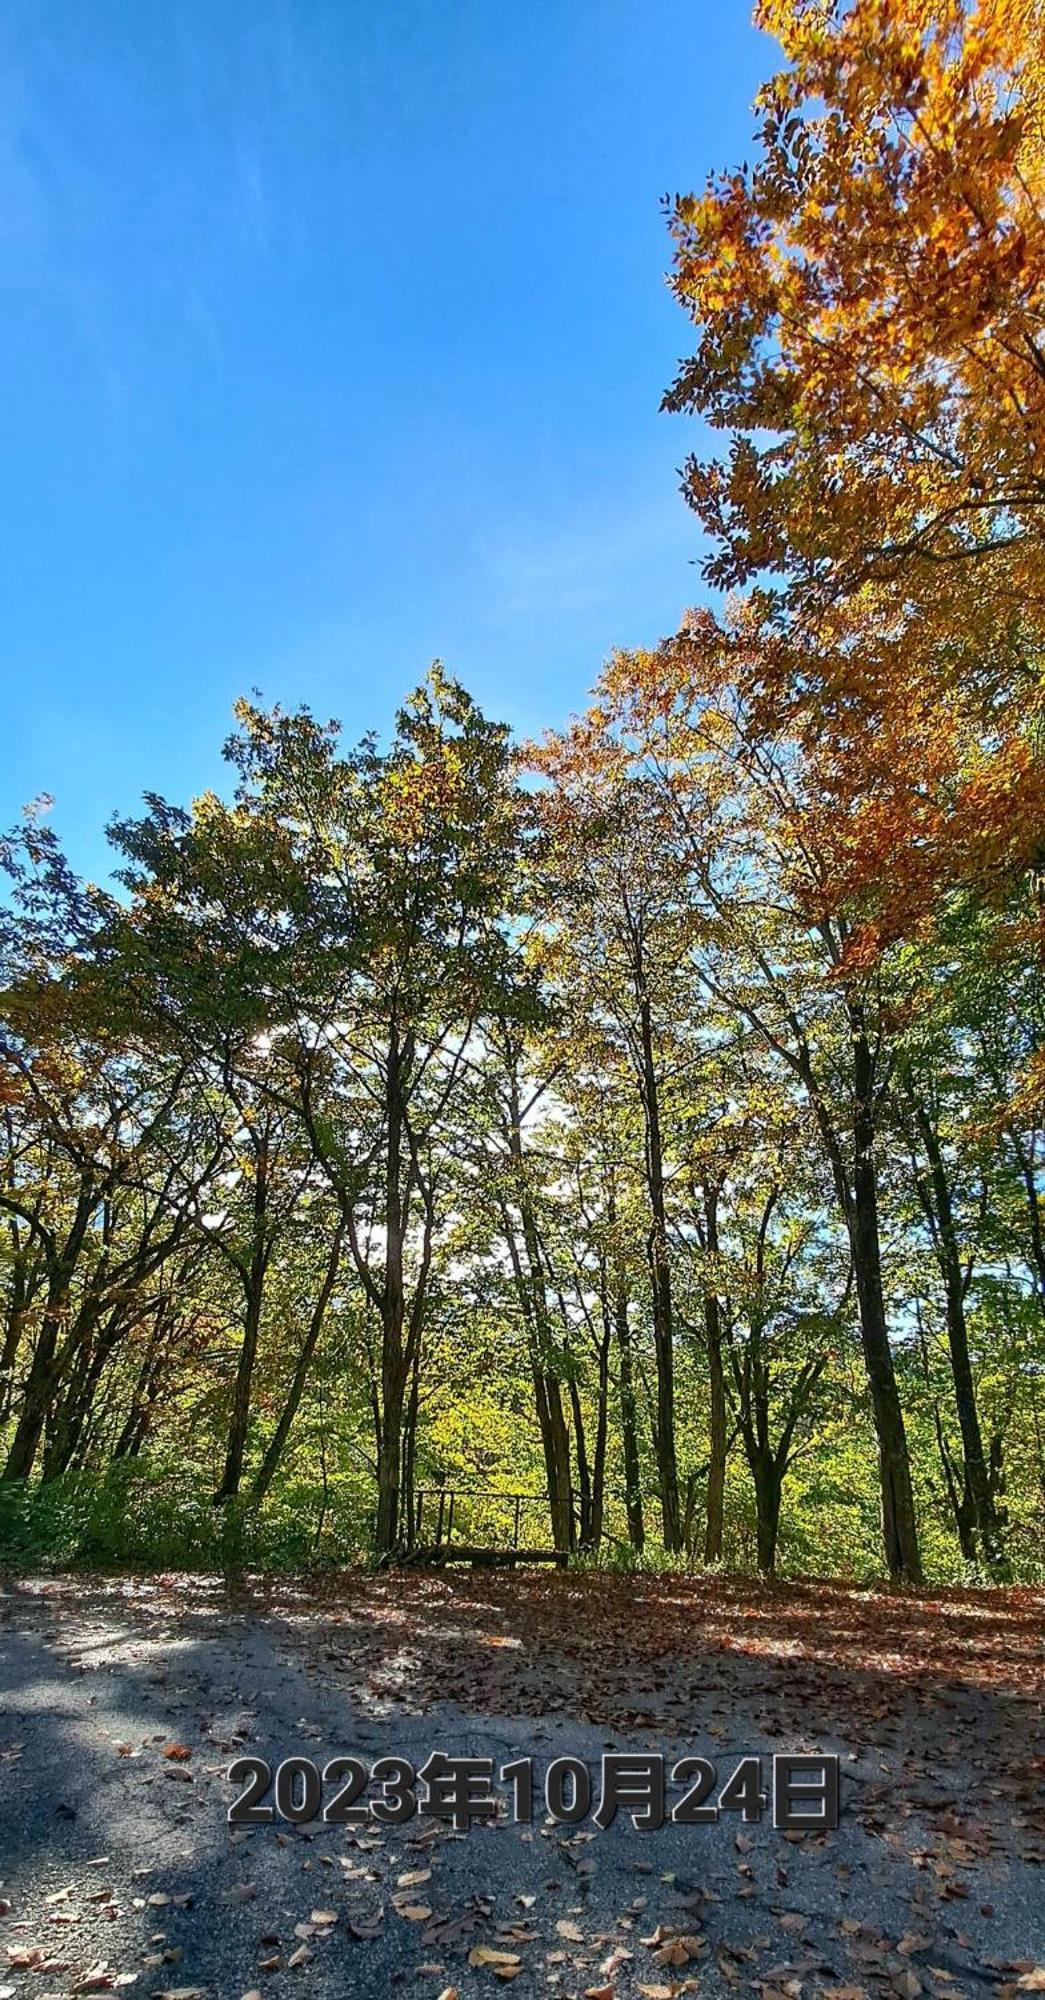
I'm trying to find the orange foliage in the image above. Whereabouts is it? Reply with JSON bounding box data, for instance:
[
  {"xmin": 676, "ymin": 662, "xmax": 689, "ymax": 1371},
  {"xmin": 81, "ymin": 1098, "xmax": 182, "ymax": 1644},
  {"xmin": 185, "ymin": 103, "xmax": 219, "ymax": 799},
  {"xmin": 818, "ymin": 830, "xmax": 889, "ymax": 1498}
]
[{"xmin": 661, "ymin": 0, "xmax": 1045, "ymax": 941}]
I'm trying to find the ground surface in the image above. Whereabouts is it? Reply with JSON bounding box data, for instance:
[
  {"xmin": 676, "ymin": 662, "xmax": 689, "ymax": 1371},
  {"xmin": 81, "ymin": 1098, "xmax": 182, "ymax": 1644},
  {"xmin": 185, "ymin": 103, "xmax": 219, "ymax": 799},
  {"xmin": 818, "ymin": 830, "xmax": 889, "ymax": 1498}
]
[{"xmin": 0, "ymin": 1570, "xmax": 1042, "ymax": 2000}]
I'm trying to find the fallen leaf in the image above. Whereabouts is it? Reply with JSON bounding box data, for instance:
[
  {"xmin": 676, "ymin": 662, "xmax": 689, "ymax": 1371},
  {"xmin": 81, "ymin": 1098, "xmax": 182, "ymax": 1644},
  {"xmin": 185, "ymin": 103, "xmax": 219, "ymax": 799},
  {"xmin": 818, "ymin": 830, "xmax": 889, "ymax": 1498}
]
[
  {"xmin": 893, "ymin": 1975, "xmax": 921, "ymax": 1999},
  {"xmin": 654, "ymin": 1939, "xmax": 693, "ymax": 1968}
]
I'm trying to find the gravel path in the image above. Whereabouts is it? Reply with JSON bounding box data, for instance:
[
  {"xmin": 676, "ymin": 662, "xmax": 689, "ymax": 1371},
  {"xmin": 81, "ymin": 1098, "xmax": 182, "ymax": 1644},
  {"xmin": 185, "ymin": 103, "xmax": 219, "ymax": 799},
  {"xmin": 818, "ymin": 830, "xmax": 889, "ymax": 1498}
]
[{"xmin": 0, "ymin": 1572, "xmax": 1042, "ymax": 2000}]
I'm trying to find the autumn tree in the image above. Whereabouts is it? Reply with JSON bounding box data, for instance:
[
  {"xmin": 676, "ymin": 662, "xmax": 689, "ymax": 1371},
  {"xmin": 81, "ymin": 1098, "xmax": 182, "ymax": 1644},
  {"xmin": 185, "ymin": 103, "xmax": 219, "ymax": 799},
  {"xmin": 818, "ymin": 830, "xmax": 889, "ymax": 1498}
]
[
  {"xmin": 208, "ymin": 669, "xmax": 529, "ymax": 1554},
  {"xmin": 683, "ymin": 1106, "xmax": 844, "ymax": 1577},
  {"xmin": 529, "ymin": 730, "xmax": 712, "ymax": 1551},
  {"xmin": 581, "ymin": 641, "xmax": 926, "ymax": 1580},
  {"xmin": 663, "ymin": 0, "xmax": 1045, "ymax": 945},
  {"xmin": 102, "ymin": 790, "xmax": 339, "ymax": 1505},
  {"xmin": 0, "ymin": 816, "xmax": 197, "ymax": 1485}
]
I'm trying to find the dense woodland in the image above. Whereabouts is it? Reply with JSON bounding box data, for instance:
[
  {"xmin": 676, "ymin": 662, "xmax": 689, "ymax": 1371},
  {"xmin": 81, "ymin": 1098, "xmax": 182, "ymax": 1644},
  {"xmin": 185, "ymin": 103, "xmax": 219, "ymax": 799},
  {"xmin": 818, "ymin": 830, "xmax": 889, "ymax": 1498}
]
[{"xmin": 2, "ymin": 0, "xmax": 1044, "ymax": 1585}]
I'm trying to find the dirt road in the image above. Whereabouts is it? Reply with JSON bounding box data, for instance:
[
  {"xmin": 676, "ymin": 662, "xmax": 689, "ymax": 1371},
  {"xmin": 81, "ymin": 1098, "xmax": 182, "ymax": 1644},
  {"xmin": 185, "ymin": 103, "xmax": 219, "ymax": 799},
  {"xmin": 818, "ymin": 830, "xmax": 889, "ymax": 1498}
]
[{"xmin": 0, "ymin": 1571, "xmax": 1042, "ymax": 1998}]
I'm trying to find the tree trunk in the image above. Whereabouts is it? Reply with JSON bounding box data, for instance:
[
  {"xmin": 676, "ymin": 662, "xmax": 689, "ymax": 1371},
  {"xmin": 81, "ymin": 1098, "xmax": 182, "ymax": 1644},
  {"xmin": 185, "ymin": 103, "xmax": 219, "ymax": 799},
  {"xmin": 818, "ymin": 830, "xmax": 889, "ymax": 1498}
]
[
  {"xmin": 213, "ymin": 1260, "xmax": 265, "ymax": 1502},
  {"xmin": 213, "ymin": 1131, "xmax": 271, "ymax": 1505},
  {"xmin": 636, "ymin": 986, "xmax": 681, "ymax": 1549},
  {"xmin": 589, "ymin": 1316, "xmax": 610, "ymax": 1548},
  {"xmin": 2, "ymin": 1271, "xmax": 70, "ymax": 1483},
  {"xmin": 112, "ymin": 1382, "xmax": 152, "ymax": 1460},
  {"xmin": 532, "ymin": 1362, "xmax": 573, "ymax": 1551},
  {"xmin": 702, "ymin": 1184, "xmax": 727, "ymax": 1564},
  {"xmin": 401, "ymin": 1339, "xmax": 422, "ymax": 1546},
  {"xmin": 497, "ymin": 1222, "xmax": 574, "ymax": 1552},
  {"xmin": 251, "ymin": 1226, "xmax": 344, "ymax": 1503},
  {"xmin": 0, "ymin": 1247, "xmax": 34, "ymax": 1423},
  {"xmin": 43, "ymin": 1349, "xmax": 104, "ymax": 1481},
  {"xmin": 615, "ymin": 1273, "xmax": 645, "ymax": 1551},
  {"xmin": 911, "ymin": 1098, "xmax": 1007, "ymax": 1576},
  {"xmin": 752, "ymin": 1455, "xmax": 782, "ymax": 1577},
  {"xmin": 2, "ymin": 1188, "xmax": 97, "ymax": 1481},
  {"xmin": 368, "ymin": 1020, "xmax": 435, "ymax": 1557},
  {"xmin": 374, "ymin": 1365, "xmax": 405, "ymax": 1553},
  {"xmin": 568, "ymin": 1373, "xmax": 593, "ymax": 1546},
  {"xmin": 502, "ymin": 1059, "xmax": 574, "ymax": 1553},
  {"xmin": 780, "ymin": 996, "xmax": 922, "ymax": 1584},
  {"xmin": 844, "ymin": 1016, "xmax": 922, "ymax": 1584}
]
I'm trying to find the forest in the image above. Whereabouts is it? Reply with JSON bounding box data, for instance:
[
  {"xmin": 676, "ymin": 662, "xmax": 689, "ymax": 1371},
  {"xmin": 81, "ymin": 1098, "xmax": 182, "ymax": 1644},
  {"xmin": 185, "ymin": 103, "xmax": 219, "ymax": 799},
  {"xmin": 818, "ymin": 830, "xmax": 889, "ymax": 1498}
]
[{"xmin": 2, "ymin": 0, "xmax": 1044, "ymax": 1590}]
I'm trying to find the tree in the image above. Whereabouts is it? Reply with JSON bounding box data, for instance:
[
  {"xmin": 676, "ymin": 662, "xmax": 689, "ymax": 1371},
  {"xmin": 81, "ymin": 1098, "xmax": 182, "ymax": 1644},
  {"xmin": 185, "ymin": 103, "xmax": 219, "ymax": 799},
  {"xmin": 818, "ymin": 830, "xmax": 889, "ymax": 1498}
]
[
  {"xmin": 662, "ymin": 0, "xmax": 1045, "ymax": 938},
  {"xmin": 529, "ymin": 733, "xmax": 712, "ymax": 1552},
  {"xmin": 207, "ymin": 669, "xmax": 529, "ymax": 1553},
  {"xmin": 579, "ymin": 644, "xmax": 925, "ymax": 1581},
  {"xmin": 0, "ymin": 815, "xmax": 195, "ymax": 1484}
]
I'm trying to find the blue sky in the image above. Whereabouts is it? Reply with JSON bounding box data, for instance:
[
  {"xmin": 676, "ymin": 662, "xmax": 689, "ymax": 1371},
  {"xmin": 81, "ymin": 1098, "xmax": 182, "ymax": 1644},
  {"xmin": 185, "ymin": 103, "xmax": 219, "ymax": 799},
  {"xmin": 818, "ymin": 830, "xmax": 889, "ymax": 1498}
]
[{"xmin": 0, "ymin": 0, "xmax": 771, "ymax": 881}]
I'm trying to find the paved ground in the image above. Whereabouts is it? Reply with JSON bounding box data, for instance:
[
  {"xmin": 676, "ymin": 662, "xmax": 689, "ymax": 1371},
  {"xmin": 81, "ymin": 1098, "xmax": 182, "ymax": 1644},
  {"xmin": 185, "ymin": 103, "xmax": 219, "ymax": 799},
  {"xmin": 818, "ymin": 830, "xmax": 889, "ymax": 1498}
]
[{"xmin": 0, "ymin": 1571, "xmax": 1042, "ymax": 2000}]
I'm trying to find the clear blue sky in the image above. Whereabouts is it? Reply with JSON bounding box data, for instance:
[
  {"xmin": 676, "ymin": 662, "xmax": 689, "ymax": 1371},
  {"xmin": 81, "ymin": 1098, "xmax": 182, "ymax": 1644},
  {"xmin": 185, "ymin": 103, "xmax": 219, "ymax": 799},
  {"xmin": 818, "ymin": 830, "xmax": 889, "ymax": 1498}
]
[{"xmin": 0, "ymin": 0, "xmax": 770, "ymax": 881}]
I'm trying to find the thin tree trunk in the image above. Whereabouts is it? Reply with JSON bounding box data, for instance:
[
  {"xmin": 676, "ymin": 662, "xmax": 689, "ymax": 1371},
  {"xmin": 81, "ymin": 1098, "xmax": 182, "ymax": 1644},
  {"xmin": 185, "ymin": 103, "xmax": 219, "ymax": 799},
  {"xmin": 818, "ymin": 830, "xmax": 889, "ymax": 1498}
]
[
  {"xmin": 214, "ymin": 1267, "xmax": 264, "ymax": 1502},
  {"xmin": 804, "ymin": 1013, "xmax": 922, "ymax": 1583},
  {"xmin": 401, "ymin": 1338, "xmax": 422, "ymax": 1546},
  {"xmin": 42, "ymin": 1313, "xmax": 123, "ymax": 1482},
  {"xmin": 374, "ymin": 1368, "xmax": 405, "ymax": 1553},
  {"xmin": 109, "ymin": 1327, "xmax": 162, "ymax": 1460},
  {"xmin": 0, "ymin": 1245, "xmax": 35, "ymax": 1423},
  {"xmin": 213, "ymin": 1129, "xmax": 271, "ymax": 1504},
  {"xmin": 752, "ymin": 1456, "xmax": 782, "ymax": 1577},
  {"xmin": 568, "ymin": 1373, "xmax": 592, "ymax": 1546},
  {"xmin": 636, "ymin": 985, "xmax": 680, "ymax": 1550},
  {"xmin": 251, "ymin": 1225, "xmax": 344, "ymax": 1503},
  {"xmin": 910, "ymin": 1096, "xmax": 1007, "ymax": 1575},
  {"xmin": 2, "ymin": 1268, "xmax": 75, "ymax": 1482},
  {"xmin": 502, "ymin": 1058, "xmax": 574, "ymax": 1552},
  {"xmin": 702, "ymin": 1184, "xmax": 727, "ymax": 1564},
  {"xmin": 850, "ymin": 1140, "xmax": 921, "ymax": 1584},
  {"xmin": 615, "ymin": 1274, "xmax": 645, "ymax": 1551},
  {"xmin": 589, "ymin": 1317, "xmax": 610, "ymax": 1548}
]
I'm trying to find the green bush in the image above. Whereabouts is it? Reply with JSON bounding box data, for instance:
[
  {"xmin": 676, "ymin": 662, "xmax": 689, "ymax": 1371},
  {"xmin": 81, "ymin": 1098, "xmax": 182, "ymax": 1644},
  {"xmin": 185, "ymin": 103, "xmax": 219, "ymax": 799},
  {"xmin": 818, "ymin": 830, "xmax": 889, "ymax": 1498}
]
[{"xmin": 0, "ymin": 1463, "xmax": 371, "ymax": 1574}]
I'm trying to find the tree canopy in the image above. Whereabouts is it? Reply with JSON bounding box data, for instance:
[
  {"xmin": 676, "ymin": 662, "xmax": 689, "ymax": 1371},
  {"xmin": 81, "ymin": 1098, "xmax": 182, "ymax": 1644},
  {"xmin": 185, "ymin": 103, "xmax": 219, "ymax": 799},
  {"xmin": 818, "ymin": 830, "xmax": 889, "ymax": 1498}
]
[{"xmin": 2, "ymin": 0, "xmax": 1043, "ymax": 1588}]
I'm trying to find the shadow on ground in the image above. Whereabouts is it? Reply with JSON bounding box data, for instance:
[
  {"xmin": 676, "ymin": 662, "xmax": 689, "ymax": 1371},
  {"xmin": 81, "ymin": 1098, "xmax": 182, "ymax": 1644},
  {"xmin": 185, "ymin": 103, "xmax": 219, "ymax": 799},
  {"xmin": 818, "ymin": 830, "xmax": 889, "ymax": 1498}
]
[{"xmin": 0, "ymin": 1570, "xmax": 1042, "ymax": 1997}]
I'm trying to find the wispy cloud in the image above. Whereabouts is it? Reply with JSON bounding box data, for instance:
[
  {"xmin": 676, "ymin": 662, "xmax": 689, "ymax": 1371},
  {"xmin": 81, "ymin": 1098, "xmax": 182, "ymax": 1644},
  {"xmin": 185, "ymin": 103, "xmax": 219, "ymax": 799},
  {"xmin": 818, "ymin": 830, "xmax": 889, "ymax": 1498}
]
[
  {"xmin": 477, "ymin": 492, "xmax": 698, "ymax": 627},
  {"xmin": 0, "ymin": 1, "xmax": 332, "ymax": 392}
]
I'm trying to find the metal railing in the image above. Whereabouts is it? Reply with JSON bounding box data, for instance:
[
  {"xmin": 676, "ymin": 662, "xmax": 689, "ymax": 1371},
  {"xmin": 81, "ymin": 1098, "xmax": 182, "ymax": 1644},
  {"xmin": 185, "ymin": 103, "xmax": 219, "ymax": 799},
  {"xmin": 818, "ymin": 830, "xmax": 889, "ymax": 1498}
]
[{"xmin": 410, "ymin": 1487, "xmax": 552, "ymax": 1550}]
